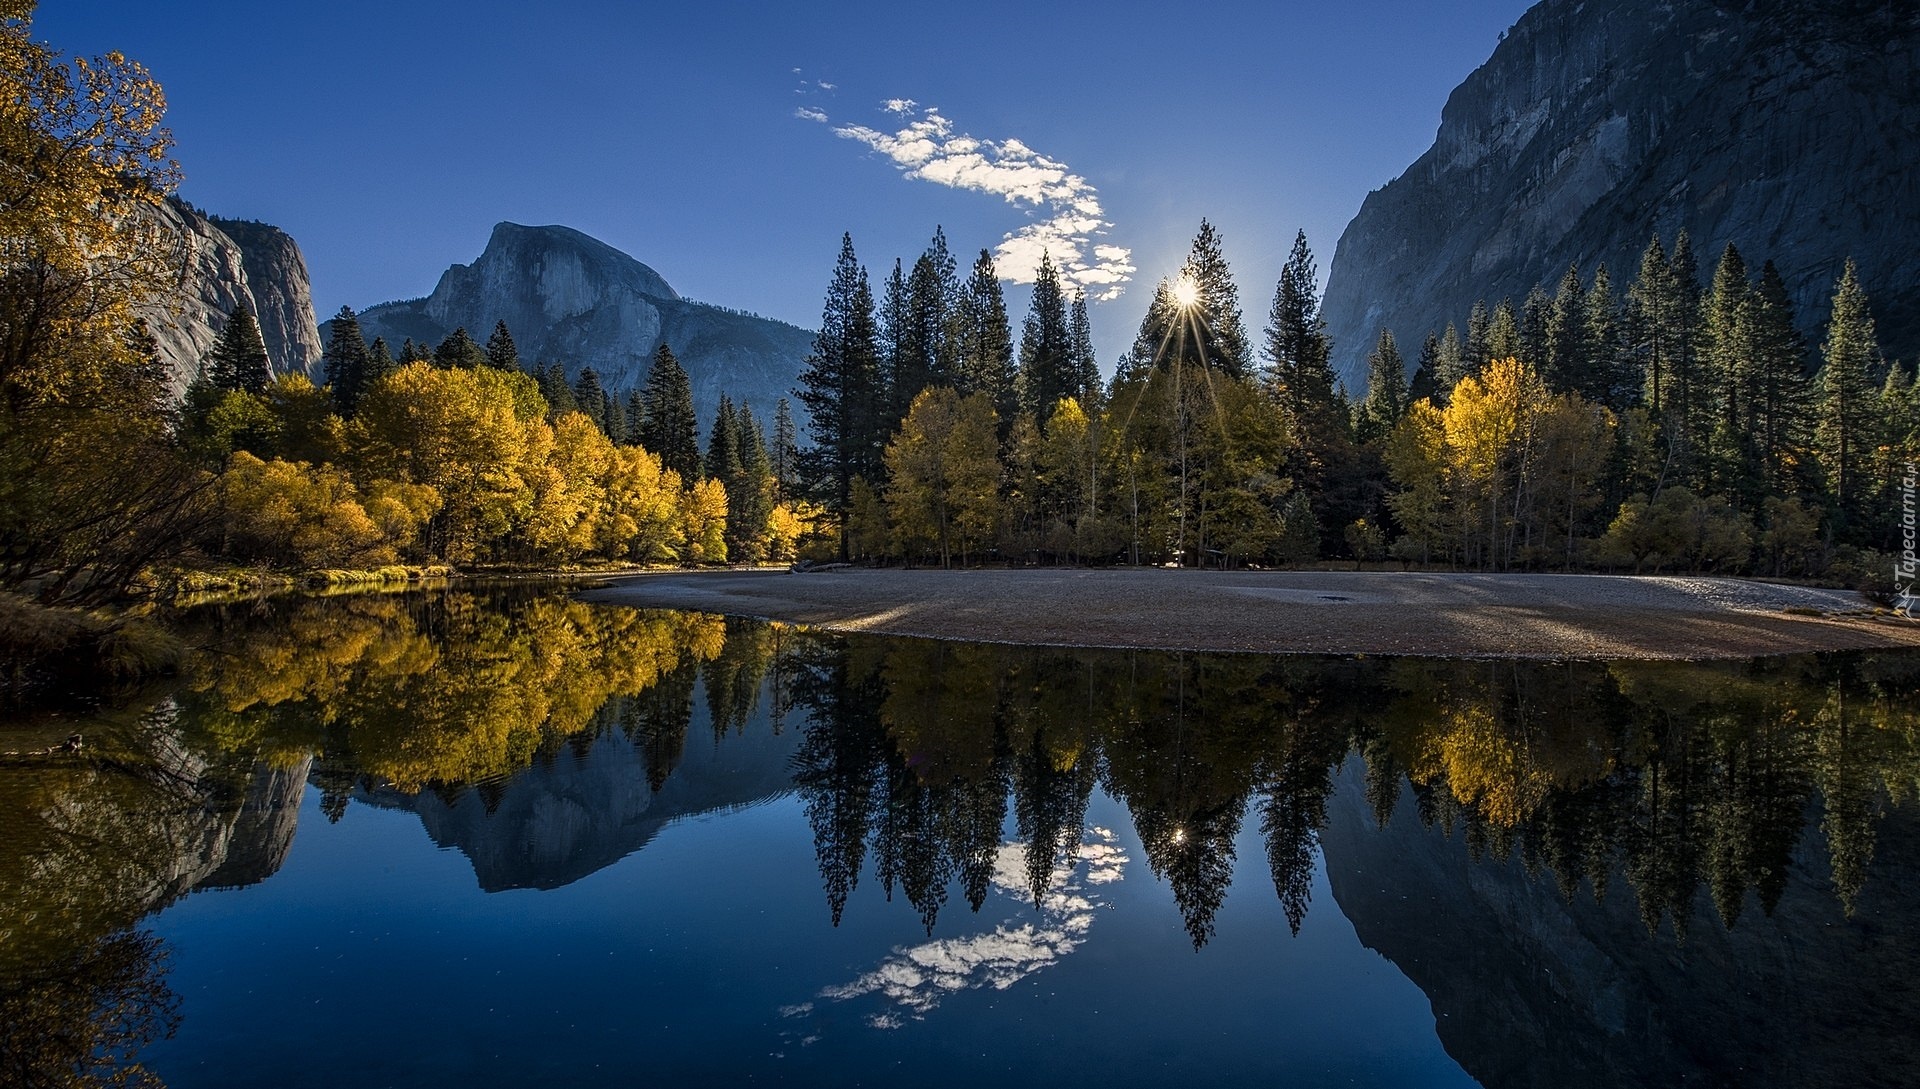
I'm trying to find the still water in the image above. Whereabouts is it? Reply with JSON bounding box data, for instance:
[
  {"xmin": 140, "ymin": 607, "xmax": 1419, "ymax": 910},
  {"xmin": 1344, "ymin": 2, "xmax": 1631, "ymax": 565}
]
[{"xmin": 3, "ymin": 587, "xmax": 1916, "ymax": 1087}]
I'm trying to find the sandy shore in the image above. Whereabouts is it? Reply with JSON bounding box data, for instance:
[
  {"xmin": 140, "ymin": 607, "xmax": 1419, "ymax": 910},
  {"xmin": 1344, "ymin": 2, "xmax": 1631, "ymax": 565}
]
[{"xmin": 579, "ymin": 568, "xmax": 1920, "ymax": 660}]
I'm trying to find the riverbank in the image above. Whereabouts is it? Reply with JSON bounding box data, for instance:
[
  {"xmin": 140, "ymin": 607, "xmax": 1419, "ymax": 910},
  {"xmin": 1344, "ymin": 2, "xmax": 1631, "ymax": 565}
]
[{"xmin": 581, "ymin": 568, "xmax": 1920, "ymax": 659}]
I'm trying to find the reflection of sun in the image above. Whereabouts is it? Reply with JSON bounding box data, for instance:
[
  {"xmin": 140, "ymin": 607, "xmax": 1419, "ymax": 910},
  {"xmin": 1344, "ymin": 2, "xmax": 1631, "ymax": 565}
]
[{"xmin": 1170, "ymin": 276, "xmax": 1200, "ymax": 309}]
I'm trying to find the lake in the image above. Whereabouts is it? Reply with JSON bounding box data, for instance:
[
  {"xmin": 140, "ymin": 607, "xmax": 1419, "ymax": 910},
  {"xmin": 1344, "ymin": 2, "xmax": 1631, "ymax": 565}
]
[{"xmin": 3, "ymin": 586, "xmax": 1915, "ymax": 1087}]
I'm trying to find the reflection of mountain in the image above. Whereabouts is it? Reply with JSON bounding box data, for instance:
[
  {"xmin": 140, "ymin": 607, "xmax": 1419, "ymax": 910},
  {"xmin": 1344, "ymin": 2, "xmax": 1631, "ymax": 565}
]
[
  {"xmin": 359, "ymin": 721, "xmax": 800, "ymax": 892},
  {"xmin": 1320, "ymin": 761, "xmax": 1920, "ymax": 1089}
]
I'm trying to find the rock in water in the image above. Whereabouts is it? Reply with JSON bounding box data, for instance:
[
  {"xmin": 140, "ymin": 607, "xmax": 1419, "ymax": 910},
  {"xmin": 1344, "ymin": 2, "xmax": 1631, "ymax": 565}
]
[
  {"xmin": 342, "ymin": 222, "xmax": 816, "ymax": 427},
  {"xmin": 1321, "ymin": 0, "xmax": 1920, "ymax": 391}
]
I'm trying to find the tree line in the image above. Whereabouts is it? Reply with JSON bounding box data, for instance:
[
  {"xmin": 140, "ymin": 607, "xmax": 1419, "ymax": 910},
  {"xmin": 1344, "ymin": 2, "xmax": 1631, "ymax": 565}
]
[
  {"xmin": 794, "ymin": 221, "xmax": 1914, "ymax": 587},
  {"xmin": 182, "ymin": 302, "xmax": 810, "ymax": 572}
]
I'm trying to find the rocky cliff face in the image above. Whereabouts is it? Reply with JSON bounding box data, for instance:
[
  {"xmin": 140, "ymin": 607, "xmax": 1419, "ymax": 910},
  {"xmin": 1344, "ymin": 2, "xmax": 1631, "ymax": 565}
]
[
  {"xmin": 345, "ymin": 222, "xmax": 816, "ymax": 426},
  {"xmin": 145, "ymin": 198, "xmax": 323, "ymax": 397},
  {"xmin": 1319, "ymin": 763, "xmax": 1920, "ymax": 1089},
  {"xmin": 1321, "ymin": 0, "xmax": 1920, "ymax": 390}
]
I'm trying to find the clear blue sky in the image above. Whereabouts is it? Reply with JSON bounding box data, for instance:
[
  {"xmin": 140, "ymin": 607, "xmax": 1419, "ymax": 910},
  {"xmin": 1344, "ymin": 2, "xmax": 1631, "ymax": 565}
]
[{"xmin": 41, "ymin": 0, "xmax": 1533, "ymax": 368}]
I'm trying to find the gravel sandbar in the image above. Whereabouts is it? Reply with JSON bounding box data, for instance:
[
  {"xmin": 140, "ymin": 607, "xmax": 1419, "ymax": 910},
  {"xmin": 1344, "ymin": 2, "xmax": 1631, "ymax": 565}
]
[{"xmin": 580, "ymin": 569, "xmax": 1920, "ymax": 660}]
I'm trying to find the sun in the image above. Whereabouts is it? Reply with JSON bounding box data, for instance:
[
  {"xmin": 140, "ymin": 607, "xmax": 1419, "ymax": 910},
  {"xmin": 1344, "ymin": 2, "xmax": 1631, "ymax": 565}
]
[{"xmin": 1170, "ymin": 276, "xmax": 1200, "ymax": 308}]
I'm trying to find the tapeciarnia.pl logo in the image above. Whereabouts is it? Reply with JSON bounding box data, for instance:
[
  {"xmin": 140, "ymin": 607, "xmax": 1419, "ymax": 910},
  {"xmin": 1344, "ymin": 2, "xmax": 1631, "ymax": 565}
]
[{"xmin": 1899, "ymin": 461, "xmax": 1917, "ymax": 619}]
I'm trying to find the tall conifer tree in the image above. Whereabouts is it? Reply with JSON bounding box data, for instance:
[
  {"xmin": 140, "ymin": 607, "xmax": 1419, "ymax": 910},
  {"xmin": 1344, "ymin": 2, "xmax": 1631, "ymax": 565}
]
[
  {"xmin": 1019, "ymin": 252, "xmax": 1074, "ymax": 421},
  {"xmin": 206, "ymin": 300, "xmax": 271, "ymax": 394},
  {"xmin": 1816, "ymin": 260, "xmax": 1881, "ymax": 534},
  {"xmin": 434, "ymin": 327, "xmax": 486, "ymax": 369},
  {"xmin": 323, "ymin": 304, "xmax": 371, "ymax": 415},
  {"xmin": 953, "ymin": 249, "xmax": 1018, "ymax": 431},
  {"xmin": 643, "ymin": 343, "xmax": 701, "ymax": 480},
  {"xmin": 484, "ymin": 320, "xmax": 520, "ymax": 371},
  {"xmin": 796, "ymin": 233, "xmax": 885, "ymax": 552}
]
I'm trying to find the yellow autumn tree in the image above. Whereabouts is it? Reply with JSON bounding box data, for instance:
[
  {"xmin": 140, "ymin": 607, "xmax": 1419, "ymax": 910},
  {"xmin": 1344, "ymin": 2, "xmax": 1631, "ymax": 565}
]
[
  {"xmin": 884, "ymin": 388, "xmax": 1004, "ymax": 566},
  {"xmin": 1442, "ymin": 357, "xmax": 1539, "ymax": 568},
  {"xmin": 1384, "ymin": 399, "xmax": 1451, "ymax": 563},
  {"xmin": 349, "ymin": 362, "xmax": 538, "ymax": 563},
  {"xmin": 681, "ymin": 477, "xmax": 729, "ymax": 563},
  {"xmin": 0, "ymin": 3, "xmax": 210, "ymax": 603}
]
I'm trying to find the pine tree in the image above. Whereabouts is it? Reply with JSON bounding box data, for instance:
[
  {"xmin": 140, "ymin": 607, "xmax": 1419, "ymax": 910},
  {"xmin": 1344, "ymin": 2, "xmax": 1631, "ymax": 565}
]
[
  {"xmin": 706, "ymin": 395, "xmax": 740, "ymax": 482},
  {"xmin": 1068, "ymin": 290, "xmax": 1102, "ymax": 401},
  {"xmin": 770, "ymin": 397, "xmax": 799, "ymax": 500},
  {"xmin": 1629, "ymin": 234, "xmax": 1680, "ymax": 418},
  {"xmin": 1435, "ymin": 322, "xmax": 1468, "ymax": 402},
  {"xmin": 1177, "ymin": 219, "xmax": 1252, "ymax": 379},
  {"xmin": 574, "ymin": 367, "xmax": 608, "ymax": 433},
  {"xmin": 1485, "ymin": 298, "xmax": 1521, "ymax": 361},
  {"xmin": 731, "ymin": 403, "xmax": 775, "ymax": 561},
  {"xmin": 1670, "ymin": 230, "xmax": 1707, "ymax": 467},
  {"xmin": 1520, "ymin": 283, "xmax": 1552, "ymax": 369},
  {"xmin": 1019, "ymin": 252, "xmax": 1074, "ymax": 421},
  {"xmin": 1544, "ymin": 265, "xmax": 1585, "ymax": 394},
  {"xmin": 537, "ymin": 361, "xmax": 577, "ymax": 416},
  {"xmin": 880, "ymin": 258, "xmax": 911, "ymax": 419},
  {"xmin": 1815, "ymin": 260, "xmax": 1881, "ymax": 535},
  {"xmin": 1465, "ymin": 300, "xmax": 1491, "ymax": 376},
  {"xmin": 795, "ymin": 233, "xmax": 886, "ymax": 552},
  {"xmin": 1702, "ymin": 242, "xmax": 1757, "ymax": 503},
  {"xmin": 484, "ymin": 320, "xmax": 520, "ymax": 371},
  {"xmin": 205, "ymin": 300, "xmax": 271, "ymax": 393},
  {"xmin": 1582, "ymin": 264, "xmax": 1622, "ymax": 407},
  {"xmin": 953, "ymin": 248, "xmax": 1018, "ymax": 432},
  {"xmin": 642, "ymin": 343, "xmax": 701, "ymax": 480},
  {"xmin": 365, "ymin": 336, "xmax": 396, "ymax": 390},
  {"xmin": 603, "ymin": 388, "xmax": 626, "ymax": 442},
  {"xmin": 323, "ymin": 304, "xmax": 371, "ymax": 416},
  {"xmin": 624, "ymin": 389, "xmax": 648, "ymax": 446},
  {"xmin": 1751, "ymin": 261, "xmax": 1810, "ymax": 493},
  {"xmin": 398, "ymin": 338, "xmax": 428, "ymax": 364},
  {"xmin": 900, "ymin": 227, "xmax": 959, "ymax": 407},
  {"xmin": 1409, "ymin": 330, "xmax": 1440, "ymax": 406},
  {"xmin": 1356, "ymin": 328, "xmax": 1407, "ymax": 443},
  {"xmin": 1264, "ymin": 231, "xmax": 1342, "ymax": 446},
  {"xmin": 434, "ymin": 326, "xmax": 486, "ymax": 369},
  {"xmin": 1264, "ymin": 230, "xmax": 1350, "ymax": 548}
]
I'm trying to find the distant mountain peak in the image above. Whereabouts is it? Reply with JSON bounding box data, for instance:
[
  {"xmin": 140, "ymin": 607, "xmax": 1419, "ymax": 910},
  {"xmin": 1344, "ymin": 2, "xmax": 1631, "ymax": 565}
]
[{"xmin": 343, "ymin": 222, "xmax": 813, "ymax": 427}]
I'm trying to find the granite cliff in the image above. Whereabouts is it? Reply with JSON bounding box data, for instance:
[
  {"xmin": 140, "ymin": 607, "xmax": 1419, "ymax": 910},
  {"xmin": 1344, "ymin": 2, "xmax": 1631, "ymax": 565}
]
[
  {"xmin": 1321, "ymin": 0, "xmax": 1920, "ymax": 390},
  {"xmin": 343, "ymin": 222, "xmax": 816, "ymax": 426},
  {"xmin": 146, "ymin": 198, "xmax": 323, "ymax": 397}
]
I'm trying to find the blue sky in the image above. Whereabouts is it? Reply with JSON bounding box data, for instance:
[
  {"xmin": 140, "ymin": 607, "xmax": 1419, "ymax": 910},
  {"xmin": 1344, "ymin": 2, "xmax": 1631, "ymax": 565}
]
[{"xmin": 42, "ymin": 0, "xmax": 1532, "ymax": 368}]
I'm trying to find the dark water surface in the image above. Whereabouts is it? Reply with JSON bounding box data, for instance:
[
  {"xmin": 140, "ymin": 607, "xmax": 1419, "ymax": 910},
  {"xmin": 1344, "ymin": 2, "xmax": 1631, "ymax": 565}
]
[{"xmin": 4, "ymin": 587, "xmax": 1917, "ymax": 1087}]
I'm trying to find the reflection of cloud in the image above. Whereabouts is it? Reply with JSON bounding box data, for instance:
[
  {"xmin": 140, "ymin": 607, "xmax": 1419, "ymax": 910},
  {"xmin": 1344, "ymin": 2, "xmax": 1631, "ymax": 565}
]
[
  {"xmin": 806, "ymin": 103, "xmax": 1135, "ymax": 300},
  {"xmin": 782, "ymin": 827, "xmax": 1128, "ymax": 1032}
]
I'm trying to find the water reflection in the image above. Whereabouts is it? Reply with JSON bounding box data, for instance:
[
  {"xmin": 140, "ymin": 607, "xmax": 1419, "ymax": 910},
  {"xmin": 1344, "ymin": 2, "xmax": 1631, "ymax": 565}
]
[
  {"xmin": 2, "ymin": 588, "xmax": 1917, "ymax": 1088},
  {"xmin": 788, "ymin": 827, "xmax": 1129, "ymax": 1032}
]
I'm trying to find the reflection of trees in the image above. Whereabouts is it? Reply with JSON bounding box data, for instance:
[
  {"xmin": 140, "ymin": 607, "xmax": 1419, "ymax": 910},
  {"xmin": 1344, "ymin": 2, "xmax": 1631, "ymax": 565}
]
[
  {"xmin": 178, "ymin": 592, "xmax": 731, "ymax": 795},
  {"xmin": 785, "ymin": 637, "xmax": 1920, "ymax": 948},
  {"xmin": 0, "ymin": 928, "xmax": 178, "ymax": 1089}
]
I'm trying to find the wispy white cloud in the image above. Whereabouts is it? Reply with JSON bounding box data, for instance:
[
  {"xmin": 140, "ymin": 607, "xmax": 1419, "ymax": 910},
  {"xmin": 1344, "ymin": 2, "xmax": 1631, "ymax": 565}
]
[
  {"xmin": 807, "ymin": 102, "xmax": 1134, "ymax": 300},
  {"xmin": 794, "ymin": 107, "xmax": 828, "ymax": 123}
]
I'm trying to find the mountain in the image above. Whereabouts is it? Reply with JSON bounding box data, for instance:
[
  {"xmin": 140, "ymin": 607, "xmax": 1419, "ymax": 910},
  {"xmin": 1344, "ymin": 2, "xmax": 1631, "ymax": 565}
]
[
  {"xmin": 1320, "ymin": 0, "xmax": 1920, "ymax": 391},
  {"xmin": 146, "ymin": 198, "xmax": 323, "ymax": 397},
  {"xmin": 342, "ymin": 223, "xmax": 816, "ymax": 427}
]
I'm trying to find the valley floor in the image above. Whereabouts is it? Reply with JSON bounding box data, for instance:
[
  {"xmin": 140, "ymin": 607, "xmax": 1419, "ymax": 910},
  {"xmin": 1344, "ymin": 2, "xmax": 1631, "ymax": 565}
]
[{"xmin": 581, "ymin": 568, "xmax": 1920, "ymax": 660}]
